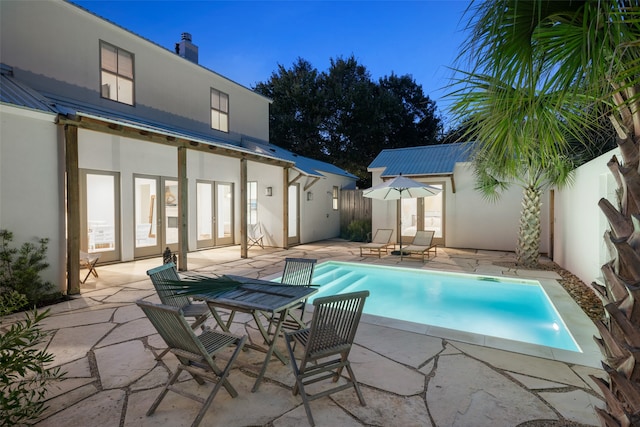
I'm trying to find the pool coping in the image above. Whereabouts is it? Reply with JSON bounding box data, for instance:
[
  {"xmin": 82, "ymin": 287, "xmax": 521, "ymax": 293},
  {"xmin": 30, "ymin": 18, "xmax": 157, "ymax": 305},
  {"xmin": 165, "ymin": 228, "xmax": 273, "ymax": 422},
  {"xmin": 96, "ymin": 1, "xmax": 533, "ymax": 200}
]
[{"xmin": 270, "ymin": 262, "xmax": 603, "ymax": 369}]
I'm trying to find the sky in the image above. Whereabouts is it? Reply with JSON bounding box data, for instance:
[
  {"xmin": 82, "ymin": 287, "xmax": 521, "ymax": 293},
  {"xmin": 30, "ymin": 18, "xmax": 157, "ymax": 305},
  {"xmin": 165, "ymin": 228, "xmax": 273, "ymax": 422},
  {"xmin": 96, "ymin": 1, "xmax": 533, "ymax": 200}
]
[{"xmin": 71, "ymin": 0, "xmax": 471, "ymax": 126}]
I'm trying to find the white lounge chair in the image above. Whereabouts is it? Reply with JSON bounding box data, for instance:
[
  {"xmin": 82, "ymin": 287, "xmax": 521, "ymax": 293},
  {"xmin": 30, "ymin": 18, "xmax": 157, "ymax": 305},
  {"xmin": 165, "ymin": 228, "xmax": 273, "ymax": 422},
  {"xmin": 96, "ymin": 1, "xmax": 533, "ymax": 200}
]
[
  {"xmin": 359, "ymin": 228, "xmax": 394, "ymax": 258},
  {"xmin": 403, "ymin": 230, "xmax": 437, "ymax": 262}
]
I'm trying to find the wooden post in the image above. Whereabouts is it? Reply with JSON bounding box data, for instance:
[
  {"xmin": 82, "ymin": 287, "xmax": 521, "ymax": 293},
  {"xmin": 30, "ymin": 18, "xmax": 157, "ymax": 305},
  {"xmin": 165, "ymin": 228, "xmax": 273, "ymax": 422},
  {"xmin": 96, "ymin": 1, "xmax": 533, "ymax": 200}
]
[
  {"xmin": 283, "ymin": 167, "xmax": 289, "ymax": 249},
  {"xmin": 240, "ymin": 158, "xmax": 248, "ymax": 258},
  {"xmin": 177, "ymin": 146, "xmax": 188, "ymax": 270},
  {"xmin": 65, "ymin": 124, "xmax": 81, "ymax": 294}
]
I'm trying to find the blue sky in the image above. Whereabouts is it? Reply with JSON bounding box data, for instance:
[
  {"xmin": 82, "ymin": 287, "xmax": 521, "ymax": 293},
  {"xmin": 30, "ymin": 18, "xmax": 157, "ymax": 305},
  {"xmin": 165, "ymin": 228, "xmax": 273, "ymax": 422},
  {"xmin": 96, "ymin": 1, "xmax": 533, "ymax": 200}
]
[{"xmin": 72, "ymin": 1, "xmax": 470, "ymax": 125}]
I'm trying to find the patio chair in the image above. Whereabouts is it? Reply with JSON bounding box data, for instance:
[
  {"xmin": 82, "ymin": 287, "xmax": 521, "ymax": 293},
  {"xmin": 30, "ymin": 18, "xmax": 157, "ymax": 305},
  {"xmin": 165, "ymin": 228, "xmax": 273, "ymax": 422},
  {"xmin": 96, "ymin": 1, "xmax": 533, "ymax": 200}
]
[
  {"xmin": 266, "ymin": 257, "xmax": 318, "ymax": 336},
  {"xmin": 403, "ymin": 230, "xmax": 437, "ymax": 262},
  {"xmin": 147, "ymin": 263, "xmax": 210, "ymax": 359},
  {"xmin": 248, "ymin": 223, "xmax": 265, "ymax": 249},
  {"xmin": 284, "ymin": 290, "xmax": 369, "ymax": 427},
  {"xmin": 135, "ymin": 300, "xmax": 246, "ymax": 427},
  {"xmin": 359, "ymin": 228, "xmax": 394, "ymax": 258},
  {"xmin": 80, "ymin": 251, "xmax": 100, "ymax": 284}
]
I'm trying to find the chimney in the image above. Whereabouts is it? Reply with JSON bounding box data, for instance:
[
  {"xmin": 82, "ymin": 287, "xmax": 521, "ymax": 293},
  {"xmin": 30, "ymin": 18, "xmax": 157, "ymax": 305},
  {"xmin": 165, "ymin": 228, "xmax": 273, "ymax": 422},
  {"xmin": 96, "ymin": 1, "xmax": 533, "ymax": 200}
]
[{"xmin": 175, "ymin": 32, "xmax": 198, "ymax": 64}]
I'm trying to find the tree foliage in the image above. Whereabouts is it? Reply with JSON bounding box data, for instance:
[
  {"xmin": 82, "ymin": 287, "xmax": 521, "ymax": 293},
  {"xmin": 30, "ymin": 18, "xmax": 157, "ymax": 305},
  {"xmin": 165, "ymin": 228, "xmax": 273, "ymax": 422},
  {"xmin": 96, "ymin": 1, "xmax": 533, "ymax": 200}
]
[{"xmin": 253, "ymin": 56, "xmax": 443, "ymax": 186}]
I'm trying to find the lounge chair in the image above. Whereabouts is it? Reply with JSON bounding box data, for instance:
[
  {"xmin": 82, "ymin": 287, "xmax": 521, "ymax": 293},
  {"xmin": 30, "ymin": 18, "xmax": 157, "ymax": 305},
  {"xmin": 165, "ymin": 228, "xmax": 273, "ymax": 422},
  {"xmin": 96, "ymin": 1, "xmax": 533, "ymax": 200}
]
[
  {"xmin": 266, "ymin": 257, "xmax": 317, "ymax": 335},
  {"xmin": 403, "ymin": 230, "xmax": 437, "ymax": 262},
  {"xmin": 146, "ymin": 263, "xmax": 210, "ymax": 359},
  {"xmin": 359, "ymin": 228, "xmax": 394, "ymax": 258},
  {"xmin": 136, "ymin": 300, "xmax": 246, "ymax": 427},
  {"xmin": 284, "ymin": 291, "xmax": 369, "ymax": 427},
  {"xmin": 248, "ymin": 223, "xmax": 265, "ymax": 249}
]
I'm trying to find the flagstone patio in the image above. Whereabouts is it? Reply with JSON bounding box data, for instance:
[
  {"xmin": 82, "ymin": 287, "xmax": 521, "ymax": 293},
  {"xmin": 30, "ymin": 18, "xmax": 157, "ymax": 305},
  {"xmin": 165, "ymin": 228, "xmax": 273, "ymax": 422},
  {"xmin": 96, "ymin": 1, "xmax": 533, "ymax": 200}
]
[{"xmin": 6, "ymin": 240, "xmax": 607, "ymax": 426}]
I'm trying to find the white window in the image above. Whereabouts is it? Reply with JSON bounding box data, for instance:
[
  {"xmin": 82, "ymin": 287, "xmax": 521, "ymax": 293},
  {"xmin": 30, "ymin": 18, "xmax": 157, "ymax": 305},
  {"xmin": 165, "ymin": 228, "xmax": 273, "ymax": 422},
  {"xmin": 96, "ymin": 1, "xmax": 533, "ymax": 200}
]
[
  {"xmin": 332, "ymin": 186, "xmax": 339, "ymax": 210},
  {"xmin": 211, "ymin": 88, "xmax": 229, "ymax": 132},
  {"xmin": 248, "ymin": 181, "xmax": 258, "ymax": 225},
  {"xmin": 100, "ymin": 41, "xmax": 134, "ymax": 105}
]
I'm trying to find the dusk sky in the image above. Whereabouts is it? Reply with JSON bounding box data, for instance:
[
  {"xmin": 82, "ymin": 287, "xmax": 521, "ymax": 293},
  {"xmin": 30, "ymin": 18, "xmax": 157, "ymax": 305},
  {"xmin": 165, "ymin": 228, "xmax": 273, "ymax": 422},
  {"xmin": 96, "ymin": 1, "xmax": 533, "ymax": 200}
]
[{"xmin": 71, "ymin": 1, "xmax": 471, "ymax": 126}]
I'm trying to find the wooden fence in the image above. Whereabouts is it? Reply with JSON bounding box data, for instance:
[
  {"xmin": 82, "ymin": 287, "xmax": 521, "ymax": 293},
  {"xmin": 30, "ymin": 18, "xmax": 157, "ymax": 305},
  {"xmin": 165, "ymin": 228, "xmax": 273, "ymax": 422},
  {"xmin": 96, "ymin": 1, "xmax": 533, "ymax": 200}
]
[{"xmin": 339, "ymin": 189, "xmax": 372, "ymax": 236}]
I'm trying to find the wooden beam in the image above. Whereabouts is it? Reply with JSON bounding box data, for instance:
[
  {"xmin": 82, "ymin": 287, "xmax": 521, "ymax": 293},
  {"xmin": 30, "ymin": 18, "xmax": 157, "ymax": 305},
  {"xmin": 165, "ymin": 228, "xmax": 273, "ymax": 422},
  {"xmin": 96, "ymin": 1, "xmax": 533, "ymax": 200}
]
[
  {"xmin": 65, "ymin": 124, "xmax": 81, "ymax": 295},
  {"xmin": 303, "ymin": 176, "xmax": 320, "ymax": 191},
  {"xmin": 283, "ymin": 168, "xmax": 289, "ymax": 249},
  {"xmin": 288, "ymin": 171, "xmax": 303, "ymax": 186},
  {"xmin": 56, "ymin": 114, "xmax": 293, "ymax": 168},
  {"xmin": 240, "ymin": 159, "xmax": 248, "ymax": 258},
  {"xmin": 177, "ymin": 146, "xmax": 188, "ymax": 270}
]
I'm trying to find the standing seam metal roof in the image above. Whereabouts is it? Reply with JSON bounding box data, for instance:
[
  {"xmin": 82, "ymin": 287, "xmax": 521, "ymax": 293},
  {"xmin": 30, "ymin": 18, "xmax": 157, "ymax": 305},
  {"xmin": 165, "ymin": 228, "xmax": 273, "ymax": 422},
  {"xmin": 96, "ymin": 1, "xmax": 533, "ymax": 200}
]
[{"xmin": 368, "ymin": 143, "xmax": 471, "ymax": 177}]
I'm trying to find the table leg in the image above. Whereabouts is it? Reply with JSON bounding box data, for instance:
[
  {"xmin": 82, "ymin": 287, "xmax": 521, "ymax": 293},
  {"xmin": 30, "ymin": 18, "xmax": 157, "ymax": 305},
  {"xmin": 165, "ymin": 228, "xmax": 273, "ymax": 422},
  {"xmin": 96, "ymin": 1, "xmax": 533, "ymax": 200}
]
[{"xmin": 252, "ymin": 309, "xmax": 288, "ymax": 392}]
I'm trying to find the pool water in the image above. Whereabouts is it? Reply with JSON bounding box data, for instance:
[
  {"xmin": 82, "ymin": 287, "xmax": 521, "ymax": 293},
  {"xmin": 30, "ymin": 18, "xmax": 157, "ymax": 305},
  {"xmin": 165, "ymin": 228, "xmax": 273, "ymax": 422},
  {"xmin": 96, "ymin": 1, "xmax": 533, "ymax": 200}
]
[{"xmin": 303, "ymin": 261, "xmax": 581, "ymax": 352}]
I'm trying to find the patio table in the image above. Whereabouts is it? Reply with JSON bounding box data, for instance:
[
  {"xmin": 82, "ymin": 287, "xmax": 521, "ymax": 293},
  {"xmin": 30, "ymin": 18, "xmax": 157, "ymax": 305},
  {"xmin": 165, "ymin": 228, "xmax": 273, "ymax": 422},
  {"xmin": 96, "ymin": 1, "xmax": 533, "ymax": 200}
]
[{"xmin": 197, "ymin": 274, "xmax": 317, "ymax": 392}]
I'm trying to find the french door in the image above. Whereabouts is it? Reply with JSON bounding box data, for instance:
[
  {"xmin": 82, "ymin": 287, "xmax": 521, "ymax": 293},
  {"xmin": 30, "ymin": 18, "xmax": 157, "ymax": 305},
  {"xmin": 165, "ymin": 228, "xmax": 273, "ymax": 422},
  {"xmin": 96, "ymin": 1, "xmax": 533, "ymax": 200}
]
[
  {"xmin": 134, "ymin": 175, "xmax": 179, "ymax": 258},
  {"xmin": 196, "ymin": 180, "xmax": 234, "ymax": 248},
  {"xmin": 398, "ymin": 183, "xmax": 444, "ymax": 246},
  {"xmin": 80, "ymin": 170, "xmax": 120, "ymax": 263}
]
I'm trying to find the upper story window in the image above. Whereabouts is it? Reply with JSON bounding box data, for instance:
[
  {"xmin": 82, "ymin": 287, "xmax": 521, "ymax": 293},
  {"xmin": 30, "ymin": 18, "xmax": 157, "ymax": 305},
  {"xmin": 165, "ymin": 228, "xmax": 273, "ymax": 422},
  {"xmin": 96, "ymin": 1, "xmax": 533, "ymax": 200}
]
[
  {"xmin": 100, "ymin": 41, "xmax": 134, "ymax": 105},
  {"xmin": 211, "ymin": 88, "xmax": 229, "ymax": 132}
]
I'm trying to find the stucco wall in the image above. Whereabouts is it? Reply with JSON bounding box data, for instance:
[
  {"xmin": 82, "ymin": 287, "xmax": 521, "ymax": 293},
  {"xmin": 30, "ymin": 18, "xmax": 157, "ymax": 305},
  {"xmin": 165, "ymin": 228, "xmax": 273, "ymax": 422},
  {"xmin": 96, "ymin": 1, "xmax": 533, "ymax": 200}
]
[
  {"xmin": 0, "ymin": 105, "xmax": 66, "ymax": 292},
  {"xmin": 553, "ymin": 148, "xmax": 619, "ymax": 286}
]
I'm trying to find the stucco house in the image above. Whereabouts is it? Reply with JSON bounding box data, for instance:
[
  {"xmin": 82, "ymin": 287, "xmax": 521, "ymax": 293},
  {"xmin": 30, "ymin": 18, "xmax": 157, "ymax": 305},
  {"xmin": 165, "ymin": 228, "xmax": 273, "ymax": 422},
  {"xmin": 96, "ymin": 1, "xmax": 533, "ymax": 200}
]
[{"xmin": 0, "ymin": 0, "xmax": 356, "ymax": 294}]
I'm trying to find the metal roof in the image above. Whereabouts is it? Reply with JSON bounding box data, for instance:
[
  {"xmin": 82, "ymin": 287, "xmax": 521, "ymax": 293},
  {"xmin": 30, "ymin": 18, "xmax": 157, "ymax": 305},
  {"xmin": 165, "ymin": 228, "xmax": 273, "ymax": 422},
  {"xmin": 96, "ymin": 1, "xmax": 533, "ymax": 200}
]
[
  {"xmin": 368, "ymin": 143, "xmax": 471, "ymax": 177},
  {"xmin": 242, "ymin": 139, "xmax": 357, "ymax": 179},
  {"xmin": 0, "ymin": 64, "xmax": 60, "ymax": 114}
]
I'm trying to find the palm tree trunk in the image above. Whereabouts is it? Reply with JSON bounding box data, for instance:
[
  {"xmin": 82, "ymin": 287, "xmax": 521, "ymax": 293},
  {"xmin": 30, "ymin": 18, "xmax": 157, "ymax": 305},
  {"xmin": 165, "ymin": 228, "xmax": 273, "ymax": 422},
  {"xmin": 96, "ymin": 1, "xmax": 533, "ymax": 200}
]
[
  {"xmin": 590, "ymin": 120, "xmax": 640, "ymax": 426},
  {"xmin": 516, "ymin": 185, "xmax": 541, "ymax": 267}
]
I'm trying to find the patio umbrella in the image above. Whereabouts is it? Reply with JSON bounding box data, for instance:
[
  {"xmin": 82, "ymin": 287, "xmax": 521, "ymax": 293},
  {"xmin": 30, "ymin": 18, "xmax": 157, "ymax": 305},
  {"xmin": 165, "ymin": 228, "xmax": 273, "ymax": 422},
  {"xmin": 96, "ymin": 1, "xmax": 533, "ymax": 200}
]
[{"xmin": 363, "ymin": 175, "xmax": 441, "ymax": 259}]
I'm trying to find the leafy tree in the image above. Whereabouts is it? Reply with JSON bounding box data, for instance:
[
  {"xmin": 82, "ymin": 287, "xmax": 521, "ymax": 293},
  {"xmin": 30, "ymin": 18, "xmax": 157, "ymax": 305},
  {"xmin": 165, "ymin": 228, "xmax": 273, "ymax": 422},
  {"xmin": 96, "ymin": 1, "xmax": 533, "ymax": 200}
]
[
  {"xmin": 254, "ymin": 55, "xmax": 443, "ymax": 186},
  {"xmin": 452, "ymin": 1, "xmax": 640, "ymax": 425}
]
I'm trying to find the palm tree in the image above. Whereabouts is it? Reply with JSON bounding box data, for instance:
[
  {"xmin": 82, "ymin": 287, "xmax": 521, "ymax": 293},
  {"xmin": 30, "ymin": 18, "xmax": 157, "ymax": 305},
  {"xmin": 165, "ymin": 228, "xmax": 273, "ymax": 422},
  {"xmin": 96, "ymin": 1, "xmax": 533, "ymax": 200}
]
[{"xmin": 451, "ymin": 2, "xmax": 640, "ymax": 425}]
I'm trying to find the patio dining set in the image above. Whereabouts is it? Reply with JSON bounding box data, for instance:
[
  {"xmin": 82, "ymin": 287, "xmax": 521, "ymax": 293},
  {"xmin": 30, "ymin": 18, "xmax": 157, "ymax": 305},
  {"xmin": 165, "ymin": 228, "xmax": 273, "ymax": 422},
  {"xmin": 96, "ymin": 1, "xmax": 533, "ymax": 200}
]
[{"xmin": 141, "ymin": 258, "xmax": 369, "ymax": 427}]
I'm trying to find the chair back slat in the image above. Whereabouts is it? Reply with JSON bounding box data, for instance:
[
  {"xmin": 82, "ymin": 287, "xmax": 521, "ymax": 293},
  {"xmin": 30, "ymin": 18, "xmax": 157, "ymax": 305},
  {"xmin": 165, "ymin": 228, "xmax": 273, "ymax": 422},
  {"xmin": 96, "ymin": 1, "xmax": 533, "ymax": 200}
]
[
  {"xmin": 372, "ymin": 229, "xmax": 393, "ymax": 244},
  {"xmin": 281, "ymin": 258, "xmax": 317, "ymax": 286},
  {"xmin": 147, "ymin": 263, "xmax": 190, "ymax": 308},
  {"xmin": 305, "ymin": 291, "xmax": 369, "ymax": 357},
  {"xmin": 412, "ymin": 230, "xmax": 435, "ymax": 246},
  {"xmin": 136, "ymin": 300, "xmax": 208, "ymax": 358}
]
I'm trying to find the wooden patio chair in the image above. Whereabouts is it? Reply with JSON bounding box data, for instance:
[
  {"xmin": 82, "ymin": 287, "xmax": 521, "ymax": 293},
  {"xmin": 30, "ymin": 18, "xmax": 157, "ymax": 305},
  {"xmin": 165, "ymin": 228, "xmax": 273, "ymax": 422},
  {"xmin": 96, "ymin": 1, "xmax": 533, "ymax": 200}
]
[
  {"xmin": 266, "ymin": 257, "xmax": 318, "ymax": 335},
  {"xmin": 359, "ymin": 228, "xmax": 394, "ymax": 258},
  {"xmin": 403, "ymin": 230, "xmax": 438, "ymax": 262},
  {"xmin": 147, "ymin": 263, "xmax": 210, "ymax": 359},
  {"xmin": 284, "ymin": 290, "xmax": 369, "ymax": 426},
  {"xmin": 247, "ymin": 223, "xmax": 265, "ymax": 249},
  {"xmin": 79, "ymin": 251, "xmax": 100, "ymax": 284},
  {"xmin": 135, "ymin": 300, "xmax": 246, "ymax": 427}
]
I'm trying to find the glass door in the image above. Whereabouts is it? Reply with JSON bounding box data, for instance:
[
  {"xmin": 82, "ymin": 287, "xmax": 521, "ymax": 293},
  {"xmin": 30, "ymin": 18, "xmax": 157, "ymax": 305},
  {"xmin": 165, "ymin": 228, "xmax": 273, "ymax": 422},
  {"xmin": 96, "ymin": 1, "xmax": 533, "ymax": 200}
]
[
  {"xmin": 196, "ymin": 181, "xmax": 214, "ymax": 248},
  {"xmin": 196, "ymin": 181, "xmax": 234, "ymax": 248},
  {"xmin": 398, "ymin": 183, "xmax": 444, "ymax": 247},
  {"xmin": 134, "ymin": 175, "xmax": 161, "ymax": 257},
  {"xmin": 163, "ymin": 179, "xmax": 179, "ymax": 250},
  {"xmin": 288, "ymin": 184, "xmax": 300, "ymax": 246},
  {"xmin": 81, "ymin": 170, "xmax": 120, "ymax": 263},
  {"xmin": 216, "ymin": 182, "xmax": 234, "ymax": 245}
]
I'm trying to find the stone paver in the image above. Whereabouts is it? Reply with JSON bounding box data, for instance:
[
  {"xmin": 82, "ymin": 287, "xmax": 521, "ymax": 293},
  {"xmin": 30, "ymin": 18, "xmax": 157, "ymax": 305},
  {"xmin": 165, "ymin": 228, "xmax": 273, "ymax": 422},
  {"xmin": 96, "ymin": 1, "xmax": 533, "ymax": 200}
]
[{"xmin": 19, "ymin": 242, "xmax": 607, "ymax": 426}]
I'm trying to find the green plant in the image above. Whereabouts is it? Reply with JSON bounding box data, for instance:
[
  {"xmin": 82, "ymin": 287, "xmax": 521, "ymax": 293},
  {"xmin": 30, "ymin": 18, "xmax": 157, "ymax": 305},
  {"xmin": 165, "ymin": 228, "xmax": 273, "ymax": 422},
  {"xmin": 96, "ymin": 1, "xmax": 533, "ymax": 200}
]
[
  {"xmin": 0, "ymin": 290, "xmax": 65, "ymax": 426},
  {"xmin": 0, "ymin": 230, "xmax": 55, "ymax": 306},
  {"xmin": 345, "ymin": 220, "xmax": 371, "ymax": 242}
]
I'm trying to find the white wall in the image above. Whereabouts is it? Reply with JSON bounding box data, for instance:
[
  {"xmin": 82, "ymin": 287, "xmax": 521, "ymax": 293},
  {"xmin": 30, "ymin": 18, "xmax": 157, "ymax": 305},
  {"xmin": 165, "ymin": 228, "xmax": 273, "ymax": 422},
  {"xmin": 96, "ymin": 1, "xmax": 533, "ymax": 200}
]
[
  {"xmin": 247, "ymin": 161, "xmax": 284, "ymax": 246},
  {"xmin": 298, "ymin": 174, "xmax": 345, "ymax": 243},
  {"xmin": 447, "ymin": 163, "xmax": 550, "ymax": 252},
  {"xmin": 0, "ymin": 105, "xmax": 66, "ymax": 292},
  {"xmin": 554, "ymin": 148, "xmax": 619, "ymax": 286}
]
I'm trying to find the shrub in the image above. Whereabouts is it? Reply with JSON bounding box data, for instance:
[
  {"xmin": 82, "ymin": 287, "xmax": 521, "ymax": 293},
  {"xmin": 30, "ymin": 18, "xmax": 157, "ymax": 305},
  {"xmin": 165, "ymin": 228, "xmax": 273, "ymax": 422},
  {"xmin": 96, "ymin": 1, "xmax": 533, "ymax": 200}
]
[
  {"xmin": 345, "ymin": 220, "xmax": 371, "ymax": 242},
  {"xmin": 0, "ymin": 291, "xmax": 65, "ymax": 426},
  {"xmin": 0, "ymin": 230, "xmax": 56, "ymax": 306}
]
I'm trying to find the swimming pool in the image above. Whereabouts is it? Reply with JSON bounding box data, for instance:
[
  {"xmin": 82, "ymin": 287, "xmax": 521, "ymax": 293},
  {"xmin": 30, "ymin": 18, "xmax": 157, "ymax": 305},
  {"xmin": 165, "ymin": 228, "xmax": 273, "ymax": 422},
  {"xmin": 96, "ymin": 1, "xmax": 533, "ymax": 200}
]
[{"xmin": 303, "ymin": 261, "xmax": 581, "ymax": 353}]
